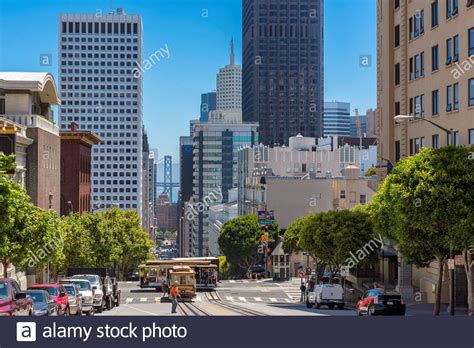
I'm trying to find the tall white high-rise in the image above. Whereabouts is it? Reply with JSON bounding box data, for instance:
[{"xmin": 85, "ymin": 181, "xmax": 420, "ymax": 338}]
[
  {"xmin": 216, "ymin": 39, "xmax": 241, "ymax": 111},
  {"xmin": 58, "ymin": 9, "xmax": 143, "ymax": 215}
]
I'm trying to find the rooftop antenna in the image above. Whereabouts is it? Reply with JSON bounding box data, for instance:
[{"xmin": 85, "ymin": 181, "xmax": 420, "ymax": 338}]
[{"xmin": 230, "ymin": 38, "xmax": 235, "ymax": 66}]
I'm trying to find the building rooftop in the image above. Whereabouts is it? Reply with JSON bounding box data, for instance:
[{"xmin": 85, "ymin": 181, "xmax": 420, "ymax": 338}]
[{"xmin": 0, "ymin": 72, "xmax": 60, "ymax": 105}]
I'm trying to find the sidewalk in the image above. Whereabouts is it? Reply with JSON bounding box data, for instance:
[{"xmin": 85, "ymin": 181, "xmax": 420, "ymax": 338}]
[{"xmin": 406, "ymin": 303, "xmax": 470, "ymax": 316}]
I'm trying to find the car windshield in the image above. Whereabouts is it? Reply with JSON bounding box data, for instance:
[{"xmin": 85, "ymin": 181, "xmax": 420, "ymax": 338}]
[
  {"xmin": 72, "ymin": 275, "xmax": 98, "ymax": 285},
  {"xmin": 26, "ymin": 291, "xmax": 46, "ymax": 303},
  {"xmin": 64, "ymin": 285, "xmax": 76, "ymax": 296},
  {"xmin": 0, "ymin": 282, "xmax": 9, "ymax": 299},
  {"xmin": 35, "ymin": 287, "xmax": 58, "ymax": 296},
  {"xmin": 73, "ymin": 281, "xmax": 91, "ymax": 291}
]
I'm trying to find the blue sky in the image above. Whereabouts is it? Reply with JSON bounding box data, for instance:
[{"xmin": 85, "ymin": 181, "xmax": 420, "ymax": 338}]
[{"xmin": 0, "ymin": 0, "xmax": 376, "ymax": 159}]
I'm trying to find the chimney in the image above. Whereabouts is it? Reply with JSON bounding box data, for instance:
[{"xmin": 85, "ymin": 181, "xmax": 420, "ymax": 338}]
[{"xmin": 70, "ymin": 122, "xmax": 79, "ymax": 132}]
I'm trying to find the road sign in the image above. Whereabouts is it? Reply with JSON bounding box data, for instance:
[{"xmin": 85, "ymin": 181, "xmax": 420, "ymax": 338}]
[
  {"xmin": 340, "ymin": 266, "xmax": 350, "ymax": 277},
  {"xmin": 258, "ymin": 210, "xmax": 275, "ymax": 226}
]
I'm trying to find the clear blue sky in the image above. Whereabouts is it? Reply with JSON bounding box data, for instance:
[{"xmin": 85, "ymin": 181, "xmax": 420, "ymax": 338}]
[{"xmin": 0, "ymin": 0, "xmax": 376, "ymax": 159}]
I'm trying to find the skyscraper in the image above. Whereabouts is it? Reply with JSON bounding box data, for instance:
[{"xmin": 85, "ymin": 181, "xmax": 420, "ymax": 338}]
[
  {"xmin": 323, "ymin": 101, "xmax": 351, "ymax": 137},
  {"xmin": 200, "ymin": 92, "xmax": 216, "ymax": 122},
  {"xmin": 242, "ymin": 0, "xmax": 324, "ymax": 146},
  {"xmin": 58, "ymin": 9, "xmax": 143, "ymax": 215},
  {"xmin": 216, "ymin": 39, "xmax": 241, "ymax": 111}
]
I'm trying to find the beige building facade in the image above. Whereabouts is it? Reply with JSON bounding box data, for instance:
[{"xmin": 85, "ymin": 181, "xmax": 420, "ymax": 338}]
[
  {"xmin": 377, "ymin": 0, "xmax": 474, "ymax": 305},
  {"xmin": 377, "ymin": 0, "xmax": 474, "ymax": 164}
]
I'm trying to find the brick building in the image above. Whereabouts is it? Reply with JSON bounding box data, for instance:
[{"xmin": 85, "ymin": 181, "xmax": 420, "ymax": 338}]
[{"xmin": 60, "ymin": 122, "xmax": 101, "ymax": 215}]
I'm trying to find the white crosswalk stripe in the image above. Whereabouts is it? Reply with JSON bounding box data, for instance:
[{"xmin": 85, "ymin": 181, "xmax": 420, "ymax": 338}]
[
  {"xmin": 194, "ymin": 297, "xmax": 202, "ymax": 302},
  {"xmin": 229, "ymin": 280, "xmax": 236, "ymax": 283},
  {"xmin": 238, "ymin": 297, "xmax": 247, "ymax": 302},
  {"xmin": 125, "ymin": 298, "xmax": 133, "ymax": 303},
  {"xmin": 140, "ymin": 297, "xmax": 147, "ymax": 302},
  {"xmin": 269, "ymin": 297, "xmax": 277, "ymax": 302},
  {"xmin": 254, "ymin": 297, "xmax": 263, "ymax": 302},
  {"xmin": 226, "ymin": 296, "xmax": 234, "ymax": 302}
]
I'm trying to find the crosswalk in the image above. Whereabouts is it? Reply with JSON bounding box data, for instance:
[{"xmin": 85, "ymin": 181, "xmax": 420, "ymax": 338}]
[
  {"xmin": 122, "ymin": 296, "xmax": 204, "ymax": 304},
  {"xmin": 227, "ymin": 279, "xmax": 264, "ymax": 284},
  {"xmin": 224, "ymin": 296, "xmax": 293, "ymax": 304},
  {"xmin": 277, "ymin": 278, "xmax": 303, "ymax": 301}
]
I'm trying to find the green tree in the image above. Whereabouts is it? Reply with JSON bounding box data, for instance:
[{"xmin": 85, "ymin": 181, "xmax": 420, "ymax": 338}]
[
  {"xmin": 369, "ymin": 146, "xmax": 474, "ymax": 315},
  {"xmin": 365, "ymin": 166, "xmax": 377, "ymax": 176},
  {"xmin": 218, "ymin": 214, "xmax": 279, "ymax": 275},
  {"xmin": 0, "ymin": 172, "xmax": 36, "ymax": 277},
  {"xmin": 282, "ymin": 215, "xmax": 308, "ymax": 254},
  {"xmin": 59, "ymin": 213, "xmax": 95, "ymax": 272},
  {"xmin": 299, "ymin": 209, "xmax": 376, "ymax": 281}
]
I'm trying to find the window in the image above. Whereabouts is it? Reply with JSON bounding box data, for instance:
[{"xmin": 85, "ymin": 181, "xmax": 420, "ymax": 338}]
[
  {"xmin": 431, "ymin": 0, "xmax": 439, "ymax": 27},
  {"xmin": 409, "ymin": 57, "xmax": 414, "ymax": 80},
  {"xmin": 340, "ymin": 190, "xmax": 346, "ymax": 199},
  {"xmin": 410, "ymin": 11, "xmax": 424, "ymax": 39},
  {"xmin": 395, "ymin": 63, "xmax": 400, "ymax": 85},
  {"xmin": 469, "ymin": 78, "xmax": 474, "ymax": 106},
  {"xmin": 469, "ymin": 28, "xmax": 474, "ymax": 57},
  {"xmin": 447, "ymin": 85, "xmax": 453, "ymax": 111},
  {"xmin": 453, "ymin": 131, "xmax": 460, "ymax": 145},
  {"xmin": 414, "ymin": 54, "xmax": 420, "ymax": 78},
  {"xmin": 421, "ymin": 52, "xmax": 425, "ymax": 76},
  {"xmin": 432, "ymin": 45, "xmax": 439, "ymax": 71},
  {"xmin": 453, "ymin": 35, "xmax": 459, "ymax": 62},
  {"xmin": 395, "ymin": 25, "xmax": 400, "ymax": 47},
  {"xmin": 432, "ymin": 89, "xmax": 439, "ymax": 115},
  {"xmin": 469, "ymin": 129, "xmax": 474, "ymax": 145},
  {"xmin": 395, "ymin": 101, "xmax": 401, "ymax": 117},
  {"xmin": 453, "ymin": 83, "xmax": 459, "ymax": 110},
  {"xmin": 420, "ymin": 94, "xmax": 425, "ymax": 116},
  {"xmin": 432, "ymin": 134, "xmax": 439, "ymax": 148},
  {"xmin": 447, "ymin": 0, "xmax": 458, "ymax": 18},
  {"xmin": 446, "ymin": 38, "xmax": 452, "ymax": 65},
  {"xmin": 395, "ymin": 0, "xmax": 400, "ymax": 9},
  {"xmin": 360, "ymin": 195, "xmax": 367, "ymax": 205}
]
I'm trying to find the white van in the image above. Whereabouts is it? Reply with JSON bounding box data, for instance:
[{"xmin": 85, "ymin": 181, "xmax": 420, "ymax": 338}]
[{"xmin": 307, "ymin": 284, "xmax": 344, "ymax": 310}]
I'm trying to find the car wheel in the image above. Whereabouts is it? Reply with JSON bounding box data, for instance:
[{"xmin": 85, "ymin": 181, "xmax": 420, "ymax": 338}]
[
  {"xmin": 306, "ymin": 299, "xmax": 312, "ymax": 308},
  {"xmin": 115, "ymin": 293, "xmax": 120, "ymax": 307},
  {"xmin": 356, "ymin": 307, "xmax": 362, "ymax": 316},
  {"xmin": 88, "ymin": 308, "xmax": 95, "ymax": 316},
  {"xmin": 337, "ymin": 303, "xmax": 344, "ymax": 310},
  {"xmin": 77, "ymin": 306, "xmax": 82, "ymax": 316},
  {"xmin": 315, "ymin": 302, "xmax": 321, "ymax": 309},
  {"xmin": 328, "ymin": 303, "xmax": 335, "ymax": 310},
  {"xmin": 368, "ymin": 305, "xmax": 375, "ymax": 316}
]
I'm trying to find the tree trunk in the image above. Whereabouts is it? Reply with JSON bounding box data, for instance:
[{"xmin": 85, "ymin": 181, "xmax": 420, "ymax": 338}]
[
  {"xmin": 463, "ymin": 249, "xmax": 473, "ymax": 316},
  {"xmin": 434, "ymin": 257, "xmax": 445, "ymax": 316},
  {"xmin": 2, "ymin": 260, "xmax": 9, "ymax": 278}
]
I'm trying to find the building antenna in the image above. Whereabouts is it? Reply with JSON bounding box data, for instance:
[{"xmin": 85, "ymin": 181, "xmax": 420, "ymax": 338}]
[{"xmin": 230, "ymin": 38, "xmax": 235, "ymax": 66}]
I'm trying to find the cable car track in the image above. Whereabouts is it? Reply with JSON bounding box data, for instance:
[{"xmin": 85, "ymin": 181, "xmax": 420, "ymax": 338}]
[
  {"xmin": 178, "ymin": 301, "xmax": 212, "ymax": 316},
  {"xmin": 204, "ymin": 291, "xmax": 268, "ymax": 316}
]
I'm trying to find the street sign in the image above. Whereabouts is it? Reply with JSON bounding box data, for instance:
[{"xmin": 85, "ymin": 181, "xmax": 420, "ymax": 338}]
[
  {"xmin": 258, "ymin": 210, "xmax": 275, "ymax": 226},
  {"xmin": 447, "ymin": 259, "xmax": 455, "ymax": 270},
  {"xmin": 340, "ymin": 266, "xmax": 350, "ymax": 277}
]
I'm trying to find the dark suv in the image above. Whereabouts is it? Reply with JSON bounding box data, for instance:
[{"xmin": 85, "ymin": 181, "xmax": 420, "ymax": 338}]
[{"xmin": 356, "ymin": 288, "xmax": 406, "ymax": 316}]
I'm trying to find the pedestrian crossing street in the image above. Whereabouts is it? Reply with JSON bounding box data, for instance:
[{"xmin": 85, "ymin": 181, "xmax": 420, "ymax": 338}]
[{"xmin": 122, "ymin": 296, "xmax": 206, "ymax": 304}]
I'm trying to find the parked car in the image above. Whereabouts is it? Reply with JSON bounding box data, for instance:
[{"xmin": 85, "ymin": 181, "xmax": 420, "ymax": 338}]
[
  {"xmin": 68, "ymin": 268, "xmax": 120, "ymax": 312},
  {"xmin": 356, "ymin": 288, "xmax": 406, "ymax": 316},
  {"xmin": 0, "ymin": 278, "xmax": 32, "ymax": 316},
  {"xmin": 28, "ymin": 284, "xmax": 69, "ymax": 316},
  {"xmin": 25, "ymin": 290, "xmax": 57, "ymax": 316},
  {"xmin": 307, "ymin": 283, "xmax": 345, "ymax": 309},
  {"xmin": 62, "ymin": 283, "xmax": 82, "ymax": 316},
  {"xmin": 59, "ymin": 278, "xmax": 94, "ymax": 315},
  {"xmin": 126, "ymin": 271, "xmax": 139, "ymax": 281}
]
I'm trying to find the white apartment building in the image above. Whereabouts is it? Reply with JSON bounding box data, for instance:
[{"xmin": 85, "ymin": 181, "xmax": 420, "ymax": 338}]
[
  {"xmin": 58, "ymin": 9, "xmax": 143, "ymax": 215},
  {"xmin": 216, "ymin": 39, "xmax": 241, "ymax": 111}
]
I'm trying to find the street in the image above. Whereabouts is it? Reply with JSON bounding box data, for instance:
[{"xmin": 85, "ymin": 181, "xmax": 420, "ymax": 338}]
[{"xmin": 97, "ymin": 279, "xmax": 357, "ymax": 316}]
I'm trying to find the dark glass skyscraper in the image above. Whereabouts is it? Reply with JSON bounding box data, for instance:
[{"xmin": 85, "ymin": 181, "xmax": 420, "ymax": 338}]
[{"xmin": 242, "ymin": 0, "xmax": 324, "ymax": 146}]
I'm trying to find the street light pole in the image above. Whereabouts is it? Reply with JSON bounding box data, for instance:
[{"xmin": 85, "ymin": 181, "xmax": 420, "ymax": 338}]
[{"xmin": 394, "ymin": 115, "xmax": 455, "ymax": 315}]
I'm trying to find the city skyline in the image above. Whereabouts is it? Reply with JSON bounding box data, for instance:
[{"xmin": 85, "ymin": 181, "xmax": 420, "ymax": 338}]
[{"xmin": 0, "ymin": 0, "xmax": 377, "ymax": 158}]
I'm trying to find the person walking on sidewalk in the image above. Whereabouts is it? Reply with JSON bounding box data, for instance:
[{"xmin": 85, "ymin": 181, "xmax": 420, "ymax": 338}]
[{"xmin": 170, "ymin": 281, "xmax": 180, "ymax": 313}]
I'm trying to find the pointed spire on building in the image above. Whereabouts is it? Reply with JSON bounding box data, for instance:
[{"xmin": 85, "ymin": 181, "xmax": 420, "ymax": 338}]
[{"xmin": 230, "ymin": 38, "xmax": 235, "ymax": 66}]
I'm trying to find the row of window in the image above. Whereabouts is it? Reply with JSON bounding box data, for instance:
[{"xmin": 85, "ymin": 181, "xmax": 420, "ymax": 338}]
[
  {"xmin": 403, "ymin": 79, "xmax": 474, "ymax": 117},
  {"xmin": 61, "ymin": 68, "xmax": 136, "ymax": 75},
  {"xmin": 61, "ymin": 21, "xmax": 138, "ymax": 35},
  {"xmin": 93, "ymin": 183, "xmax": 138, "ymax": 189},
  {"xmin": 61, "ymin": 45, "xmax": 138, "ymax": 52},
  {"xmin": 61, "ymin": 36, "xmax": 138, "ymax": 43}
]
